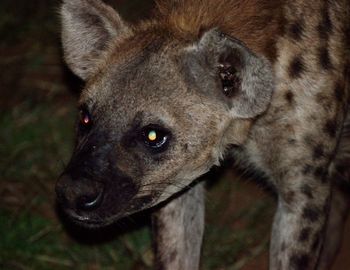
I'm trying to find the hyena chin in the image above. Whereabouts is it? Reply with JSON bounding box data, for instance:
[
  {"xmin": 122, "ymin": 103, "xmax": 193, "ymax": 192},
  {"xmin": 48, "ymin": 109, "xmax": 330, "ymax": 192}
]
[
  {"xmin": 56, "ymin": 0, "xmax": 350, "ymax": 269},
  {"xmin": 55, "ymin": 0, "xmax": 274, "ymax": 227}
]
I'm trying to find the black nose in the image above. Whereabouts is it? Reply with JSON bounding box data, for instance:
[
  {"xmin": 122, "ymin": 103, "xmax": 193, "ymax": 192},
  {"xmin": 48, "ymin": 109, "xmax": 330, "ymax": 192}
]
[
  {"xmin": 76, "ymin": 191, "xmax": 104, "ymax": 211},
  {"xmin": 56, "ymin": 174, "xmax": 104, "ymax": 211}
]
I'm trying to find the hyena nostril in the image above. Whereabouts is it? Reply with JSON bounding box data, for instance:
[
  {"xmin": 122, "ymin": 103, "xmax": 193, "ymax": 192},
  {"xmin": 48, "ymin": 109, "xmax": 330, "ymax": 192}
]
[{"xmin": 76, "ymin": 191, "xmax": 104, "ymax": 211}]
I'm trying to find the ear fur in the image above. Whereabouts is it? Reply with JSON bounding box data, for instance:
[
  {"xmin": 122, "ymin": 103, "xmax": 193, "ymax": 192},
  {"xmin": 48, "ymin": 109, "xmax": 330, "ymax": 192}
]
[
  {"xmin": 193, "ymin": 29, "xmax": 274, "ymax": 118},
  {"xmin": 61, "ymin": 0, "xmax": 130, "ymax": 80}
]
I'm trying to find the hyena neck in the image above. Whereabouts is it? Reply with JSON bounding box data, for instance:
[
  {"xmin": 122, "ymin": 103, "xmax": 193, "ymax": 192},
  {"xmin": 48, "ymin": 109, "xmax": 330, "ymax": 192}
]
[{"xmin": 154, "ymin": 0, "xmax": 284, "ymax": 60}]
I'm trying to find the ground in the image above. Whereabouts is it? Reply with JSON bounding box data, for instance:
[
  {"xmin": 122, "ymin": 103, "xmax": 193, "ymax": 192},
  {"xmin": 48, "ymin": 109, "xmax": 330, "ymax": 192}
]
[{"xmin": 0, "ymin": 0, "xmax": 348, "ymax": 269}]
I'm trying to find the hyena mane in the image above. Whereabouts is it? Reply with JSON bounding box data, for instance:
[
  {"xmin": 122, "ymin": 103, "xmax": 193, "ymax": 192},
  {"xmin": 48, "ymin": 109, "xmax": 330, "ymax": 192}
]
[{"xmin": 153, "ymin": 0, "xmax": 283, "ymax": 60}]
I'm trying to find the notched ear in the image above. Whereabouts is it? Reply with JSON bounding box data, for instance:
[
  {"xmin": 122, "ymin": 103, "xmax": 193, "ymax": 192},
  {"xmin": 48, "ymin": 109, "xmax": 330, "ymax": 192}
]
[
  {"xmin": 194, "ymin": 29, "xmax": 274, "ymax": 118},
  {"xmin": 61, "ymin": 0, "xmax": 130, "ymax": 80}
]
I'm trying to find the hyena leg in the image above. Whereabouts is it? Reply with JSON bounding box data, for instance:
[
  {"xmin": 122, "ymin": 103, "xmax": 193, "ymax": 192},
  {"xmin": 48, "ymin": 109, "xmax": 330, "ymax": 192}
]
[
  {"xmin": 317, "ymin": 185, "xmax": 350, "ymax": 270},
  {"xmin": 270, "ymin": 176, "xmax": 332, "ymax": 270},
  {"xmin": 268, "ymin": 122, "xmax": 349, "ymax": 270},
  {"xmin": 262, "ymin": 88, "xmax": 347, "ymax": 270},
  {"xmin": 318, "ymin": 117, "xmax": 350, "ymax": 270},
  {"xmin": 152, "ymin": 182, "xmax": 205, "ymax": 270},
  {"xmin": 264, "ymin": 1, "xmax": 349, "ymax": 268}
]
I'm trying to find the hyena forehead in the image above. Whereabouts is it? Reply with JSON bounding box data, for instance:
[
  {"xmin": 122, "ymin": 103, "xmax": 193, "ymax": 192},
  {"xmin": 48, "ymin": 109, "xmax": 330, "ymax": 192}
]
[
  {"xmin": 80, "ymin": 36, "xmax": 231, "ymax": 128},
  {"xmin": 81, "ymin": 39, "xmax": 181, "ymax": 102}
]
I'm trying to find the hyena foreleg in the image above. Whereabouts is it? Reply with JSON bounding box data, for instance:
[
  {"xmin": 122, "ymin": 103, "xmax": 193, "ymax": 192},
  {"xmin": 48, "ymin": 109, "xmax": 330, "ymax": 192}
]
[
  {"xmin": 269, "ymin": 171, "xmax": 332, "ymax": 270},
  {"xmin": 318, "ymin": 115, "xmax": 350, "ymax": 270},
  {"xmin": 317, "ymin": 185, "xmax": 350, "ymax": 270},
  {"xmin": 264, "ymin": 95, "xmax": 347, "ymax": 269},
  {"xmin": 152, "ymin": 182, "xmax": 205, "ymax": 270}
]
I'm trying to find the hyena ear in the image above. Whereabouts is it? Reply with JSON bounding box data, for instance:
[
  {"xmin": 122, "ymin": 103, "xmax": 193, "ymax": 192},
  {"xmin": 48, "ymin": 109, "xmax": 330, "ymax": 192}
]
[
  {"xmin": 186, "ymin": 29, "xmax": 274, "ymax": 118},
  {"xmin": 61, "ymin": 0, "xmax": 130, "ymax": 80}
]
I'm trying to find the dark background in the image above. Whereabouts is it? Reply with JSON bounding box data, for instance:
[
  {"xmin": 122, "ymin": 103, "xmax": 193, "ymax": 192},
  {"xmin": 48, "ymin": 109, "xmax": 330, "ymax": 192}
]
[{"xmin": 0, "ymin": 0, "xmax": 349, "ymax": 269}]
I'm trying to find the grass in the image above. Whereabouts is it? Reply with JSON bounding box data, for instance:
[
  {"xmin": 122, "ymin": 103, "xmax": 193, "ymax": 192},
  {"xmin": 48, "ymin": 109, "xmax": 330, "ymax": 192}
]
[
  {"xmin": 0, "ymin": 209, "xmax": 153, "ymax": 270},
  {"xmin": 0, "ymin": 0, "xmax": 275, "ymax": 269}
]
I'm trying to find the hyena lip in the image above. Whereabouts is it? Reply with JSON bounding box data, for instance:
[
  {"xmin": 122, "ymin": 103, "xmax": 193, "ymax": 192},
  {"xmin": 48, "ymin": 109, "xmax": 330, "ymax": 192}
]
[
  {"xmin": 62, "ymin": 195, "xmax": 157, "ymax": 228},
  {"xmin": 63, "ymin": 209, "xmax": 119, "ymax": 228},
  {"xmin": 66, "ymin": 210, "xmax": 139, "ymax": 229}
]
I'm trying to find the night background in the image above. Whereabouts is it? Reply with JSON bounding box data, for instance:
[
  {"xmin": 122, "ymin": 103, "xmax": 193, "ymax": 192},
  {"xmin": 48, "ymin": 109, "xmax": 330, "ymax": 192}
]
[{"xmin": 0, "ymin": 0, "xmax": 349, "ymax": 269}]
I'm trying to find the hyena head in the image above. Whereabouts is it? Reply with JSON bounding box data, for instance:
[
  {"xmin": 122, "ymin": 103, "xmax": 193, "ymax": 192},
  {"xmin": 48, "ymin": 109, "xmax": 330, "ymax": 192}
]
[{"xmin": 56, "ymin": 0, "xmax": 274, "ymax": 227}]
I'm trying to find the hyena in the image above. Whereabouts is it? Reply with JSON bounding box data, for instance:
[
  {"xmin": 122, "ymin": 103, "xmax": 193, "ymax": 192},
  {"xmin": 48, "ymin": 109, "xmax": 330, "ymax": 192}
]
[{"xmin": 55, "ymin": 0, "xmax": 350, "ymax": 269}]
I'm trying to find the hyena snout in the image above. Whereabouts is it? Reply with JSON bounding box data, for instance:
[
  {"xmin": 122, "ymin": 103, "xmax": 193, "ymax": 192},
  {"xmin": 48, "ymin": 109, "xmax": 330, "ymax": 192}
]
[
  {"xmin": 56, "ymin": 174, "xmax": 104, "ymax": 211},
  {"xmin": 56, "ymin": 170, "xmax": 139, "ymax": 225},
  {"xmin": 56, "ymin": 143, "xmax": 140, "ymax": 225}
]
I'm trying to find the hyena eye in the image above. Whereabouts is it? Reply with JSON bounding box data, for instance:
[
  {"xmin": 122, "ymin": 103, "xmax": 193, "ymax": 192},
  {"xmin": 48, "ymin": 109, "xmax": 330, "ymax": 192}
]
[
  {"xmin": 79, "ymin": 107, "xmax": 92, "ymax": 130},
  {"xmin": 140, "ymin": 125, "xmax": 170, "ymax": 152}
]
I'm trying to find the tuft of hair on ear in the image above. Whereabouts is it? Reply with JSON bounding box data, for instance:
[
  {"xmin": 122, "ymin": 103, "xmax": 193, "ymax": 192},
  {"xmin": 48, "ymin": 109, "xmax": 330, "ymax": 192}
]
[
  {"xmin": 198, "ymin": 29, "xmax": 275, "ymax": 119},
  {"xmin": 61, "ymin": 0, "xmax": 131, "ymax": 80}
]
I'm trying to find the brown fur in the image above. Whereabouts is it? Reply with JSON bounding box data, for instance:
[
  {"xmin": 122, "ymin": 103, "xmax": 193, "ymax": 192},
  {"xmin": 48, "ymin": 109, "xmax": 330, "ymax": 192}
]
[{"xmin": 154, "ymin": 0, "xmax": 283, "ymax": 59}]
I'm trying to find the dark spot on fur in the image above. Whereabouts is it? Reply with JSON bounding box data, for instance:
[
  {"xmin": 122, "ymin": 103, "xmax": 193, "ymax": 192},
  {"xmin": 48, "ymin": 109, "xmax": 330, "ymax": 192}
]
[
  {"xmin": 289, "ymin": 21, "xmax": 304, "ymax": 40},
  {"xmin": 335, "ymin": 164, "xmax": 350, "ymax": 180},
  {"xmin": 323, "ymin": 196, "xmax": 331, "ymax": 214},
  {"xmin": 302, "ymin": 206, "xmax": 320, "ymax": 222},
  {"xmin": 322, "ymin": 175, "xmax": 329, "ymax": 183},
  {"xmin": 317, "ymin": 9, "xmax": 333, "ymax": 40},
  {"xmin": 334, "ymin": 81, "xmax": 345, "ymax": 102},
  {"xmin": 303, "ymin": 165, "xmax": 313, "ymax": 175},
  {"xmin": 290, "ymin": 253, "xmax": 310, "ymax": 270},
  {"xmin": 288, "ymin": 138, "xmax": 297, "ymax": 145},
  {"xmin": 285, "ymin": 91, "xmax": 295, "ymax": 105},
  {"xmin": 277, "ymin": 260, "xmax": 282, "ymax": 269},
  {"xmin": 156, "ymin": 264, "xmax": 166, "ymax": 270},
  {"xmin": 304, "ymin": 134, "xmax": 314, "ymax": 145},
  {"xmin": 314, "ymin": 166, "xmax": 325, "ymax": 179},
  {"xmin": 311, "ymin": 232, "xmax": 321, "ymax": 251},
  {"xmin": 313, "ymin": 144, "xmax": 325, "ymax": 160},
  {"xmin": 318, "ymin": 47, "xmax": 333, "ymax": 70},
  {"xmin": 324, "ymin": 119, "xmax": 337, "ymax": 138},
  {"xmin": 316, "ymin": 93, "xmax": 333, "ymax": 109},
  {"xmin": 314, "ymin": 166, "xmax": 328, "ymax": 183},
  {"xmin": 272, "ymin": 107, "xmax": 282, "ymax": 114},
  {"xmin": 301, "ymin": 184, "xmax": 314, "ymax": 199},
  {"xmin": 289, "ymin": 56, "xmax": 305, "ymax": 78},
  {"xmin": 299, "ymin": 227, "xmax": 311, "ymax": 242},
  {"xmin": 281, "ymin": 242, "xmax": 287, "ymax": 252},
  {"xmin": 264, "ymin": 38, "xmax": 278, "ymax": 62},
  {"xmin": 169, "ymin": 250, "xmax": 178, "ymax": 262},
  {"xmin": 285, "ymin": 191, "xmax": 295, "ymax": 205}
]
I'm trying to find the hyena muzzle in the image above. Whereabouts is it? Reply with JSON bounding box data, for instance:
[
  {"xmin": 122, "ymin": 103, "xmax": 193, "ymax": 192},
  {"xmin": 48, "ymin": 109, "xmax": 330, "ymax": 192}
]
[{"xmin": 55, "ymin": 0, "xmax": 350, "ymax": 269}]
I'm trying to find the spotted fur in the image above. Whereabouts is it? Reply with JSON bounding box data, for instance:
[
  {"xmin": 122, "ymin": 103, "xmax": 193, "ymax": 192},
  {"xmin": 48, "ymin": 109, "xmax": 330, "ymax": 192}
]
[{"xmin": 56, "ymin": 0, "xmax": 350, "ymax": 269}]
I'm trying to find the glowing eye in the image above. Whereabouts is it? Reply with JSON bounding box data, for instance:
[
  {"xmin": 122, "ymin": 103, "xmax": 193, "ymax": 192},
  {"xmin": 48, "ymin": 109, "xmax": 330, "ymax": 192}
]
[
  {"xmin": 148, "ymin": 130, "xmax": 157, "ymax": 141},
  {"xmin": 82, "ymin": 114, "xmax": 90, "ymax": 125},
  {"xmin": 141, "ymin": 125, "xmax": 171, "ymax": 152},
  {"xmin": 79, "ymin": 107, "xmax": 92, "ymax": 129}
]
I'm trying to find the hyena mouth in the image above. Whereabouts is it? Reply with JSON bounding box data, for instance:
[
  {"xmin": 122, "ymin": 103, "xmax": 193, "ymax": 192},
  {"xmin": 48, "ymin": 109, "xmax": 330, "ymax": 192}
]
[
  {"xmin": 61, "ymin": 196, "xmax": 157, "ymax": 228},
  {"xmin": 56, "ymin": 173, "xmax": 158, "ymax": 227},
  {"xmin": 56, "ymin": 173, "xmax": 128, "ymax": 224}
]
